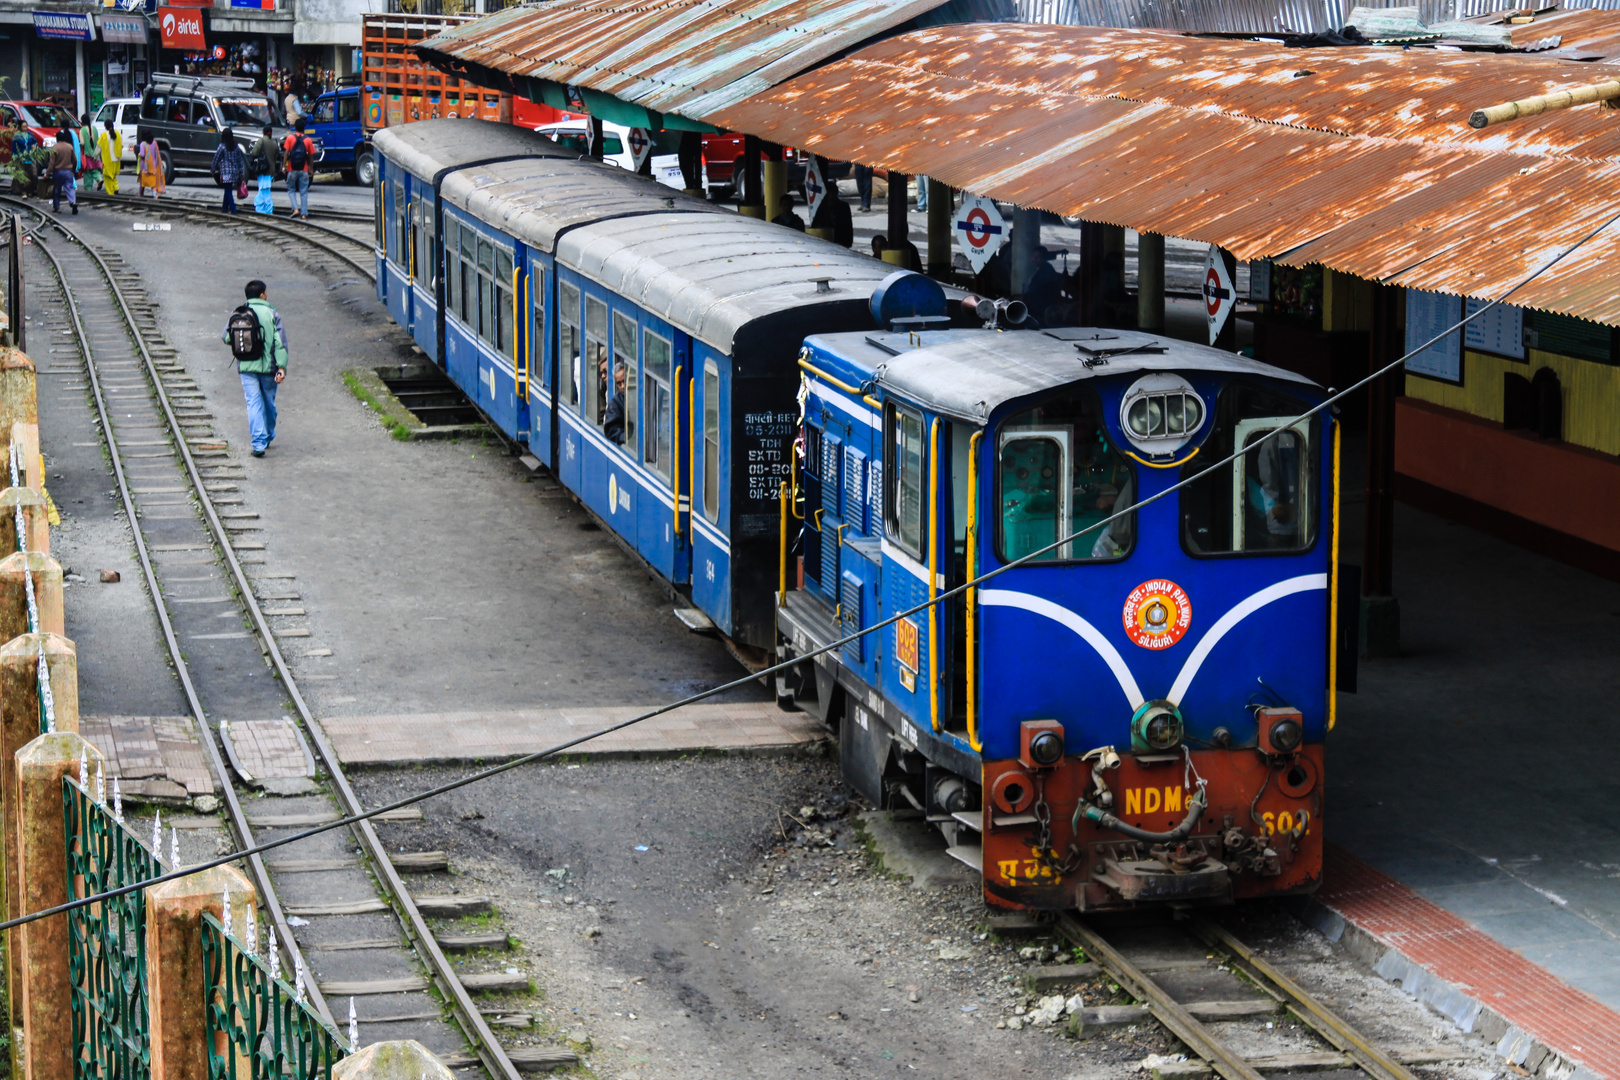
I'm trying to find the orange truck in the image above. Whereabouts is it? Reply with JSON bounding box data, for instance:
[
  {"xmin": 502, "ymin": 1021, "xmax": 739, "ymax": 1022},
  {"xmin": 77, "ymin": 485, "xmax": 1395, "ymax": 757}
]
[{"xmin": 361, "ymin": 12, "xmax": 557, "ymax": 131}]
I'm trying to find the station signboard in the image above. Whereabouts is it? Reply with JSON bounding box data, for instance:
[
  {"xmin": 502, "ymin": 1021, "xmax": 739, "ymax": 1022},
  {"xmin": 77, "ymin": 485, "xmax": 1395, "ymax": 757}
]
[
  {"xmin": 159, "ymin": 6, "xmax": 206, "ymax": 49},
  {"xmin": 802, "ymin": 156, "xmax": 827, "ymax": 221},
  {"xmin": 954, "ymin": 194, "xmax": 1004, "ymax": 273},
  {"xmin": 33, "ymin": 12, "xmax": 96, "ymax": 41}
]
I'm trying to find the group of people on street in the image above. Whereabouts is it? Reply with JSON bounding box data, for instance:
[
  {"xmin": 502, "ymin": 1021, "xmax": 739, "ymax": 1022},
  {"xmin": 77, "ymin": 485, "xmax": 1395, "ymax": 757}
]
[
  {"xmin": 209, "ymin": 119, "xmax": 317, "ymax": 217},
  {"xmin": 23, "ymin": 117, "xmax": 123, "ymax": 214}
]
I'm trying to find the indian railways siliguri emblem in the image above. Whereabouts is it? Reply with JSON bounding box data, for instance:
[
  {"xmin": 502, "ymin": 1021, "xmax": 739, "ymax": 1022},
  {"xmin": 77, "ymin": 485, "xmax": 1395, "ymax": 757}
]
[{"xmin": 1123, "ymin": 579, "xmax": 1192, "ymax": 650}]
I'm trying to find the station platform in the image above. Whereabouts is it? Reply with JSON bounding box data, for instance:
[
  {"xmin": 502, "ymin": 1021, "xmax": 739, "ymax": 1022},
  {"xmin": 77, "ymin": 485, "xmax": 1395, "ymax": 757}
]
[{"xmin": 1327, "ymin": 480, "xmax": 1620, "ymax": 1078}]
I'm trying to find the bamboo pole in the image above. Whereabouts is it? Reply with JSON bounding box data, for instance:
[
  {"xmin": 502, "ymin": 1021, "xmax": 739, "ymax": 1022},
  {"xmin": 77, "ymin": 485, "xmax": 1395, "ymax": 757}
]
[{"xmin": 1469, "ymin": 79, "xmax": 1620, "ymax": 128}]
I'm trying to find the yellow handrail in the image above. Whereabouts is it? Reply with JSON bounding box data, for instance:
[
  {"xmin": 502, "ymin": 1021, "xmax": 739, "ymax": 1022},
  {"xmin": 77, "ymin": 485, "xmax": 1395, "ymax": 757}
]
[
  {"xmin": 927, "ymin": 417, "xmax": 941, "ymax": 734},
  {"xmin": 1327, "ymin": 421, "xmax": 1341, "ymax": 732},
  {"xmin": 688, "ymin": 372, "xmax": 696, "ymax": 525},
  {"xmin": 778, "ymin": 481, "xmax": 789, "ymax": 606},
  {"xmin": 521, "ymin": 269, "xmax": 531, "ymax": 400},
  {"xmin": 1123, "ymin": 446, "xmax": 1200, "ymax": 470},
  {"xmin": 672, "ymin": 363, "xmax": 684, "ymax": 538},
  {"xmin": 511, "ymin": 265, "xmax": 522, "ymax": 385},
  {"xmin": 798, "ymin": 356, "xmax": 882, "ymax": 410},
  {"xmin": 965, "ymin": 430, "xmax": 982, "ymax": 752}
]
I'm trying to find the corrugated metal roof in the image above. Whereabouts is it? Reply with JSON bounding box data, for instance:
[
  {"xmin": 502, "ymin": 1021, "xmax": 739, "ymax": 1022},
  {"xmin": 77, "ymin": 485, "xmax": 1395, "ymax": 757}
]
[
  {"xmin": 414, "ymin": 0, "xmax": 972, "ymax": 121},
  {"xmin": 705, "ymin": 23, "xmax": 1620, "ymax": 323}
]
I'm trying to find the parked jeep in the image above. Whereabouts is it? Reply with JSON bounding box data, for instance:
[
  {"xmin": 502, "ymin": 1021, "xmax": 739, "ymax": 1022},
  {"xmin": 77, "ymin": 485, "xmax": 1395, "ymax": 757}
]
[{"xmin": 136, "ymin": 73, "xmax": 319, "ymax": 183}]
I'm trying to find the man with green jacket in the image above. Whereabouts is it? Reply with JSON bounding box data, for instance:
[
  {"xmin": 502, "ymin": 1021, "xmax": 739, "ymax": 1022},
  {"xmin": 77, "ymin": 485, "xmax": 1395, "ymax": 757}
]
[{"xmin": 220, "ymin": 279, "xmax": 288, "ymax": 457}]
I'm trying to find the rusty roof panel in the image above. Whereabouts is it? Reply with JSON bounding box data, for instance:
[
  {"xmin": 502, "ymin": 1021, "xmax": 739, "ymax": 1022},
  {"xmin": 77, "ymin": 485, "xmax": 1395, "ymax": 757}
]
[
  {"xmin": 706, "ymin": 24, "xmax": 1620, "ymax": 323},
  {"xmin": 415, "ymin": 0, "xmax": 955, "ymax": 118}
]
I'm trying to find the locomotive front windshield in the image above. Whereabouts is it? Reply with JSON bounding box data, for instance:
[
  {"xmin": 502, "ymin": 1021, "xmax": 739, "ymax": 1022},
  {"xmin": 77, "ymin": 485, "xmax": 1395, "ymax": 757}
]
[
  {"xmin": 997, "ymin": 387, "xmax": 1135, "ymax": 563},
  {"xmin": 1180, "ymin": 383, "xmax": 1318, "ymax": 555}
]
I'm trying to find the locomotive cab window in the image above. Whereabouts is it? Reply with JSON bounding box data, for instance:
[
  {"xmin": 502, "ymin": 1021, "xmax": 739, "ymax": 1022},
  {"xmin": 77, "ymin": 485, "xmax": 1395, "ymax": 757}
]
[
  {"xmin": 643, "ymin": 332, "xmax": 673, "ymax": 480},
  {"xmin": 885, "ymin": 404, "xmax": 926, "ymax": 558},
  {"xmin": 560, "ymin": 282, "xmax": 581, "ymax": 408},
  {"xmin": 1181, "ymin": 383, "xmax": 1318, "ymax": 555},
  {"xmin": 996, "ymin": 387, "xmax": 1135, "ymax": 563}
]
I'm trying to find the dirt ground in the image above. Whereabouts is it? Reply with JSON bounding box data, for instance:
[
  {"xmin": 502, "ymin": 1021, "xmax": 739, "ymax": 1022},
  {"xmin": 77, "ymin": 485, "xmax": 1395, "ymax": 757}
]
[{"xmin": 357, "ymin": 757, "xmax": 1505, "ymax": 1080}]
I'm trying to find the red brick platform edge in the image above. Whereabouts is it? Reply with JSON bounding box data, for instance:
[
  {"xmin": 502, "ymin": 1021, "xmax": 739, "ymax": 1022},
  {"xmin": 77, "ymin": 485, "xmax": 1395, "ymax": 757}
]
[{"xmin": 1304, "ymin": 844, "xmax": 1616, "ymax": 1080}]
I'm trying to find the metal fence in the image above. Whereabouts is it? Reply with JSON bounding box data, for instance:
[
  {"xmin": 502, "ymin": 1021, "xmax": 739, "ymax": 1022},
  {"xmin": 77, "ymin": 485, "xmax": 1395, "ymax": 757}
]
[
  {"xmin": 65, "ymin": 776, "xmax": 158, "ymax": 1080},
  {"xmin": 1018, "ymin": 0, "xmax": 1620, "ymax": 32},
  {"xmin": 202, "ymin": 914, "xmax": 348, "ymax": 1080}
]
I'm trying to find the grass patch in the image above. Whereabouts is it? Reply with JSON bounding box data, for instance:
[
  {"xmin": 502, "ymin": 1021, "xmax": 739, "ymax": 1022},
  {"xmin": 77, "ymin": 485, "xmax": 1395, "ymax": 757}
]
[{"xmin": 342, "ymin": 369, "xmax": 420, "ymax": 441}]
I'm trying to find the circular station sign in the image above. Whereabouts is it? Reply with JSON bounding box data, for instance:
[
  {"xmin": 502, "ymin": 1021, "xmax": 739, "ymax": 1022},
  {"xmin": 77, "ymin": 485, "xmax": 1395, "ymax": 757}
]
[
  {"xmin": 1123, "ymin": 579, "xmax": 1193, "ymax": 650},
  {"xmin": 954, "ymin": 194, "xmax": 1005, "ymax": 273}
]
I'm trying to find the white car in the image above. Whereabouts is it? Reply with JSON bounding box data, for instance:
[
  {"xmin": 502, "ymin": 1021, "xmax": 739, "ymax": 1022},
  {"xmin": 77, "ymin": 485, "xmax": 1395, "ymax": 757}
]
[
  {"xmin": 92, "ymin": 97, "xmax": 141, "ymax": 163},
  {"xmin": 533, "ymin": 119, "xmax": 684, "ymax": 190}
]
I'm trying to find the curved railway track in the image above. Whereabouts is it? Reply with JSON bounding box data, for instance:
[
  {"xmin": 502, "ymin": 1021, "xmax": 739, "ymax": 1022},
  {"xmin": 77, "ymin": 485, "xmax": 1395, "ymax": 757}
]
[
  {"xmin": 1057, "ymin": 913, "xmax": 1430, "ymax": 1079},
  {"xmin": 5, "ymin": 198, "xmax": 524, "ymax": 1080}
]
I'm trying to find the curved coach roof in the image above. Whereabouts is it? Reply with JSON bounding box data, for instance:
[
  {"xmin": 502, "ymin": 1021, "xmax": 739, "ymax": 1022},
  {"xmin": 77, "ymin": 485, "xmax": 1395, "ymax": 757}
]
[
  {"xmin": 442, "ymin": 156, "xmax": 892, "ymax": 355},
  {"xmin": 372, "ymin": 118, "xmax": 570, "ymax": 180},
  {"xmin": 824, "ymin": 327, "xmax": 1319, "ymax": 425}
]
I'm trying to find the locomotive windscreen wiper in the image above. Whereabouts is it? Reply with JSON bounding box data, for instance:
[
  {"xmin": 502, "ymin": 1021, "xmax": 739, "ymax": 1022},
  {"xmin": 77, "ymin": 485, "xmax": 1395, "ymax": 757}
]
[{"xmin": 1073, "ymin": 338, "xmax": 1169, "ymax": 367}]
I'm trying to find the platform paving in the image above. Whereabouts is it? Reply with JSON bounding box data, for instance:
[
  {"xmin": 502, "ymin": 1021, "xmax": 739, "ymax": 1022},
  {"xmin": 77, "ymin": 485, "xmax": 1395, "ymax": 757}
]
[
  {"xmin": 80, "ymin": 715, "xmax": 214, "ymax": 801},
  {"xmin": 324, "ymin": 703, "xmax": 826, "ymax": 765}
]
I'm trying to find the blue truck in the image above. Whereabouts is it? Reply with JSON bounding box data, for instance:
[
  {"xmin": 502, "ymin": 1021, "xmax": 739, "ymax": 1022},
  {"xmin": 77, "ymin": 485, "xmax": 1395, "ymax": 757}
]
[{"xmin": 306, "ymin": 83, "xmax": 376, "ymax": 186}]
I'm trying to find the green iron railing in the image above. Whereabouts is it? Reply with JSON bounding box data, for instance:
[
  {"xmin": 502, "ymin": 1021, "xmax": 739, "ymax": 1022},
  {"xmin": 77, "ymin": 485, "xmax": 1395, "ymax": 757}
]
[
  {"xmin": 202, "ymin": 913, "xmax": 349, "ymax": 1080},
  {"xmin": 64, "ymin": 774, "xmax": 157, "ymax": 1080}
]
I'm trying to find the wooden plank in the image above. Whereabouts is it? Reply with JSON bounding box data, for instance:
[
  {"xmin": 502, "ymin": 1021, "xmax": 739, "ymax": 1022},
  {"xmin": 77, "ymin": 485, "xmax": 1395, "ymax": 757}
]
[
  {"xmin": 1025, "ymin": 962, "xmax": 1100, "ymax": 991},
  {"xmin": 393, "ymin": 851, "xmax": 449, "ymax": 872},
  {"xmin": 439, "ymin": 1048, "xmax": 575, "ymax": 1072},
  {"xmin": 285, "ymin": 899, "xmax": 389, "ymax": 917},
  {"xmin": 1185, "ymin": 1000, "xmax": 1283, "ymax": 1020},
  {"xmin": 247, "ymin": 806, "xmax": 422, "ymax": 827},
  {"xmin": 318, "ymin": 976, "xmax": 429, "ymax": 996},
  {"xmin": 460, "ymin": 972, "xmax": 528, "ymax": 993},
  {"xmin": 310, "ymin": 939, "xmax": 399, "ymax": 952},
  {"xmin": 265, "ymin": 858, "xmax": 357, "ymax": 873},
  {"xmin": 413, "ymin": 895, "xmax": 492, "ymax": 918},
  {"xmin": 435, "ymin": 933, "xmax": 509, "ymax": 952}
]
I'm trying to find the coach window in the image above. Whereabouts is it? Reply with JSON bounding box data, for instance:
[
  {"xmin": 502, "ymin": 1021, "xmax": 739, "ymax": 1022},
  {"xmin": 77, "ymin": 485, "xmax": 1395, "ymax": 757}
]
[
  {"xmin": 585, "ymin": 297, "xmax": 609, "ymax": 425},
  {"xmin": 702, "ymin": 360, "xmax": 720, "ymax": 523},
  {"xmin": 885, "ymin": 404, "xmax": 925, "ymax": 558},
  {"xmin": 997, "ymin": 387, "xmax": 1135, "ymax": 563},
  {"xmin": 393, "ymin": 183, "xmax": 408, "ymax": 271},
  {"xmin": 1181, "ymin": 383, "xmax": 1317, "ymax": 556},
  {"xmin": 643, "ymin": 332, "xmax": 673, "ymax": 480},
  {"xmin": 530, "ymin": 267, "xmax": 546, "ymax": 394},
  {"xmin": 560, "ymin": 282, "xmax": 581, "ymax": 408},
  {"xmin": 374, "ymin": 168, "xmax": 384, "ymax": 249},
  {"xmin": 415, "ymin": 194, "xmax": 435, "ymax": 287},
  {"xmin": 495, "ymin": 248, "xmax": 514, "ymax": 360},
  {"xmin": 477, "ymin": 238, "xmax": 496, "ymax": 346},
  {"xmin": 457, "ymin": 224, "xmax": 475, "ymax": 326},
  {"xmin": 443, "ymin": 218, "xmax": 460, "ymax": 316},
  {"xmin": 613, "ymin": 312, "xmax": 637, "ymax": 450}
]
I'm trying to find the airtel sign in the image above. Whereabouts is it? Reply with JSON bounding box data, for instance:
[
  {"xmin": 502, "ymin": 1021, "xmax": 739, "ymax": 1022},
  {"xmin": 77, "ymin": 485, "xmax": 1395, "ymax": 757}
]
[{"xmin": 158, "ymin": 7, "xmax": 206, "ymax": 50}]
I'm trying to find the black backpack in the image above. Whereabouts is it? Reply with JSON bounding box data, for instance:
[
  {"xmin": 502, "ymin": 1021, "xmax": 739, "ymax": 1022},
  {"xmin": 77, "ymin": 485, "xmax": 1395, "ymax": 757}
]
[
  {"xmin": 285, "ymin": 135, "xmax": 308, "ymax": 171},
  {"xmin": 228, "ymin": 305, "xmax": 264, "ymax": 363}
]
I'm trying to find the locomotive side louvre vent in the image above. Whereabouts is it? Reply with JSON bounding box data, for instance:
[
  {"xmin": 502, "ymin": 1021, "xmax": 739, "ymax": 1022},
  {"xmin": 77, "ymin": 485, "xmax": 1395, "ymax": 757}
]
[
  {"xmin": 868, "ymin": 459, "xmax": 883, "ymax": 538},
  {"xmin": 841, "ymin": 570, "xmax": 863, "ymax": 663},
  {"xmin": 820, "ymin": 525, "xmax": 841, "ymax": 602},
  {"xmin": 843, "ymin": 447, "xmax": 868, "ymax": 533},
  {"xmin": 822, "ymin": 435, "xmax": 843, "ymax": 518}
]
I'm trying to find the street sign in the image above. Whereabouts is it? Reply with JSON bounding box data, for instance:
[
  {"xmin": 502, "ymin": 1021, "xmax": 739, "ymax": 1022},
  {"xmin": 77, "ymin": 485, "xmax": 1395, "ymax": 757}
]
[
  {"xmin": 955, "ymin": 194, "xmax": 1004, "ymax": 273},
  {"xmin": 803, "ymin": 156, "xmax": 827, "ymax": 222},
  {"xmin": 1203, "ymin": 244, "xmax": 1235, "ymax": 345},
  {"xmin": 626, "ymin": 127, "xmax": 651, "ymax": 172},
  {"xmin": 158, "ymin": 7, "xmax": 205, "ymax": 49}
]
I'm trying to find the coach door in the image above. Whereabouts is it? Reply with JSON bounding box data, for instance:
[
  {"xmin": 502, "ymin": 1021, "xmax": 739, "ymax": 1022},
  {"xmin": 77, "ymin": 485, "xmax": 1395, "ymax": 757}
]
[
  {"xmin": 524, "ymin": 249, "xmax": 555, "ymax": 468},
  {"xmin": 689, "ymin": 350, "xmax": 730, "ymax": 634},
  {"xmin": 554, "ymin": 272, "xmax": 586, "ymax": 494},
  {"xmin": 631, "ymin": 313, "xmax": 691, "ymax": 584}
]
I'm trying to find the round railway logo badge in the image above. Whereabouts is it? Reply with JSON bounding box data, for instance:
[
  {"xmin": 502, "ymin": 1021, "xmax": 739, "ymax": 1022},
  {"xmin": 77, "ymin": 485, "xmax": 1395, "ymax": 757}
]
[{"xmin": 1123, "ymin": 579, "xmax": 1192, "ymax": 650}]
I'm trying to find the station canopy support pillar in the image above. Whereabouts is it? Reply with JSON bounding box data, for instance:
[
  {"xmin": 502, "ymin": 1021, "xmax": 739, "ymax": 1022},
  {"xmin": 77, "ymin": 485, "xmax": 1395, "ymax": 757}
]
[
  {"xmin": 739, "ymin": 137, "xmax": 765, "ymax": 219},
  {"xmin": 1137, "ymin": 231, "xmax": 1165, "ymax": 332},
  {"xmin": 588, "ymin": 117, "xmax": 605, "ymax": 162},
  {"xmin": 678, "ymin": 132, "xmax": 703, "ymax": 197},
  {"xmin": 883, "ymin": 170, "xmax": 910, "ymax": 266},
  {"xmin": 1362, "ymin": 283, "xmax": 1401, "ymax": 658},
  {"xmin": 1010, "ymin": 206, "xmax": 1040, "ymax": 297},
  {"xmin": 925, "ymin": 179, "xmax": 952, "ymax": 279},
  {"xmin": 762, "ymin": 148, "xmax": 787, "ymax": 222}
]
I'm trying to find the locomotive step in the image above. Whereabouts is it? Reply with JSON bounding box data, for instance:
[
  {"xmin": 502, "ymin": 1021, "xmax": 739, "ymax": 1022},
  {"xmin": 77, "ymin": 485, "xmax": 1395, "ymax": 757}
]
[{"xmin": 946, "ymin": 844, "xmax": 983, "ymax": 872}]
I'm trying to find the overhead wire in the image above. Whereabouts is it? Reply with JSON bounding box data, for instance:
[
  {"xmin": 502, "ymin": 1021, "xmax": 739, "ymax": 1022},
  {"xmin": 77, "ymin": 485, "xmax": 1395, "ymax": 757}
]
[{"xmin": 4, "ymin": 198, "xmax": 1618, "ymax": 936}]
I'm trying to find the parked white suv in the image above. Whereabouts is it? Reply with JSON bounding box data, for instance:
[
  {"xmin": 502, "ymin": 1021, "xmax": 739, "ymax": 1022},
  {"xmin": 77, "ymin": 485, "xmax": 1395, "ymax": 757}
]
[
  {"xmin": 533, "ymin": 119, "xmax": 684, "ymax": 189},
  {"xmin": 92, "ymin": 97, "xmax": 140, "ymax": 163}
]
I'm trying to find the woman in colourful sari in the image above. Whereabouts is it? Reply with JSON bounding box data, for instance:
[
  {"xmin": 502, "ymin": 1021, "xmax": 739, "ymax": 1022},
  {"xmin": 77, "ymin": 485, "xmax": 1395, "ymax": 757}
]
[
  {"xmin": 98, "ymin": 119, "xmax": 122, "ymax": 195},
  {"xmin": 77, "ymin": 114, "xmax": 101, "ymax": 192},
  {"xmin": 137, "ymin": 137, "xmax": 165, "ymax": 199}
]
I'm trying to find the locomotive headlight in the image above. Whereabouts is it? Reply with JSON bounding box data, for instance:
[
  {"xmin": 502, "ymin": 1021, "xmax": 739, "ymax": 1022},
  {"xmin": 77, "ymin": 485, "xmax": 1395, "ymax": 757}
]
[
  {"xmin": 1268, "ymin": 716, "xmax": 1302, "ymax": 754},
  {"xmin": 1131, "ymin": 700, "xmax": 1184, "ymax": 753},
  {"xmin": 1029, "ymin": 730, "xmax": 1064, "ymax": 766}
]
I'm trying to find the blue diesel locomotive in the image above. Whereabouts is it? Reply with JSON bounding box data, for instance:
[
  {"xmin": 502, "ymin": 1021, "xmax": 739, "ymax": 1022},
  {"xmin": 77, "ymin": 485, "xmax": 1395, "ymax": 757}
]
[{"xmin": 372, "ymin": 120, "xmax": 1337, "ymax": 912}]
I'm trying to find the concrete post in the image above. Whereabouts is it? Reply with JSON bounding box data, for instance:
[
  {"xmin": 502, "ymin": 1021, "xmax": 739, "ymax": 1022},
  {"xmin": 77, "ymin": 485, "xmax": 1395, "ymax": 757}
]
[
  {"xmin": 926, "ymin": 180, "xmax": 952, "ymax": 279},
  {"xmin": 1137, "ymin": 232, "xmax": 1165, "ymax": 332},
  {"xmin": 147, "ymin": 864, "xmax": 257, "ymax": 1080},
  {"xmin": 0, "ymin": 489, "xmax": 50, "ymax": 558},
  {"xmin": 0, "ymin": 554, "xmax": 61, "ymax": 647},
  {"xmin": 885, "ymin": 171, "xmax": 909, "ymax": 258},
  {"xmin": 762, "ymin": 159, "xmax": 786, "ymax": 225},
  {"xmin": 333, "ymin": 1041, "xmax": 455, "ymax": 1080},
  {"xmin": 1009, "ymin": 207, "xmax": 1040, "ymax": 298},
  {"xmin": 0, "ymin": 352, "xmax": 37, "ymax": 464},
  {"xmin": 1363, "ymin": 283, "xmax": 1402, "ymax": 658},
  {"xmin": 13, "ymin": 423, "xmax": 42, "ymax": 494},
  {"xmin": 739, "ymin": 137, "xmax": 764, "ymax": 219},
  {"xmin": 13, "ymin": 731, "xmax": 103, "ymax": 1080},
  {"xmin": 677, "ymin": 131, "xmax": 703, "ymax": 197}
]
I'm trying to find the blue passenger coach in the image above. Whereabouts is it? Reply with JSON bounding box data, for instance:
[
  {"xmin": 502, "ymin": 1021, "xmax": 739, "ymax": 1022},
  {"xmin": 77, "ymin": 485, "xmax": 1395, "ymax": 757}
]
[
  {"xmin": 778, "ymin": 328, "xmax": 1337, "ymax": 914},
  {"xmin": 372, "ymin": 119, "xmax": 893, "ymax": 649}
]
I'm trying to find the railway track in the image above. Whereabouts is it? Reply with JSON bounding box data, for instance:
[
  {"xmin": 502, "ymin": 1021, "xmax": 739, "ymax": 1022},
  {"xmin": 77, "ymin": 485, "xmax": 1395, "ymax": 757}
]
[
  {"xmin": 1056, "ymin": 913, "xmax": 1434, "ymax": 1079},
  {"xmin": 5, "ymin": 199, "xmax": 530, "ymax": 1079}
]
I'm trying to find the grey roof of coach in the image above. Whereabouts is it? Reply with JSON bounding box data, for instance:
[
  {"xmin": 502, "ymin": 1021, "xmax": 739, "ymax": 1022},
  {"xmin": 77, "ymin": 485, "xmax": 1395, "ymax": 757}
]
[
  {"xmin": 439, "ymin": 157, "xmax": 723, "ymax": 250},
  {"xmin": 372, "ymin": 118, "xmax": 569, "ymax": 181},
  {"xmin": 818, "ymin": 328, "xmax": 1319, "ymax": 424},
  {"xmin": 559, "ymin": 214, "xmax": 893, "ymax": 355}
]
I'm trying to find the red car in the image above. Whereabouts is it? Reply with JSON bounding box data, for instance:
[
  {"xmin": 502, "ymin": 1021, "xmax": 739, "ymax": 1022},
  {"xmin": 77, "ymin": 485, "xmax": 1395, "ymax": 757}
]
[
  {"xmin": 0, "ymin": 100, "xmax": 82, "ymax": 147},
  {"xmin": 702, "ymin": 134, "xmax": 849, "ymax": 200}
]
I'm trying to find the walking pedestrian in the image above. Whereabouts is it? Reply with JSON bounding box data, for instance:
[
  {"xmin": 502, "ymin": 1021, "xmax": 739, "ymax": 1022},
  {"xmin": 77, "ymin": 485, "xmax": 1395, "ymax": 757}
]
[
  {"xmin": 221, "ymin": 279, "xmax": 287, "ymax": 457},
  {"xmin": 137, "ymin": 135, "xmax": 165, "ymax": 199},
  {"xmin": 248, "ymin": 123, "xmax": 278, "ymax": 215},
  {"xmin": 97, "ymin": 119, "xmax": 123, "ymax": 195},
  {"xmin": 281, "ymin": 119, "xmax": 315, "ymax": 220},
  {"xmin": 47, "ymin": 129, "xmax": 78, "ymax": 215},
  {"xmin": 78, "ymin": 114, "xmax": 102, "ymax": 192},
  {"xmin": 211, "ymin": 127, "xmax": 246, "ymax": 214}
]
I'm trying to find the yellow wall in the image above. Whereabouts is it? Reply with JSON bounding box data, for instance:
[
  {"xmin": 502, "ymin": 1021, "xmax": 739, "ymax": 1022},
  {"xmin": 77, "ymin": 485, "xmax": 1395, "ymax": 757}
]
[{"xmin": 1405, "ymin": 349, "xmax": 1620, "ymax": 457}]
